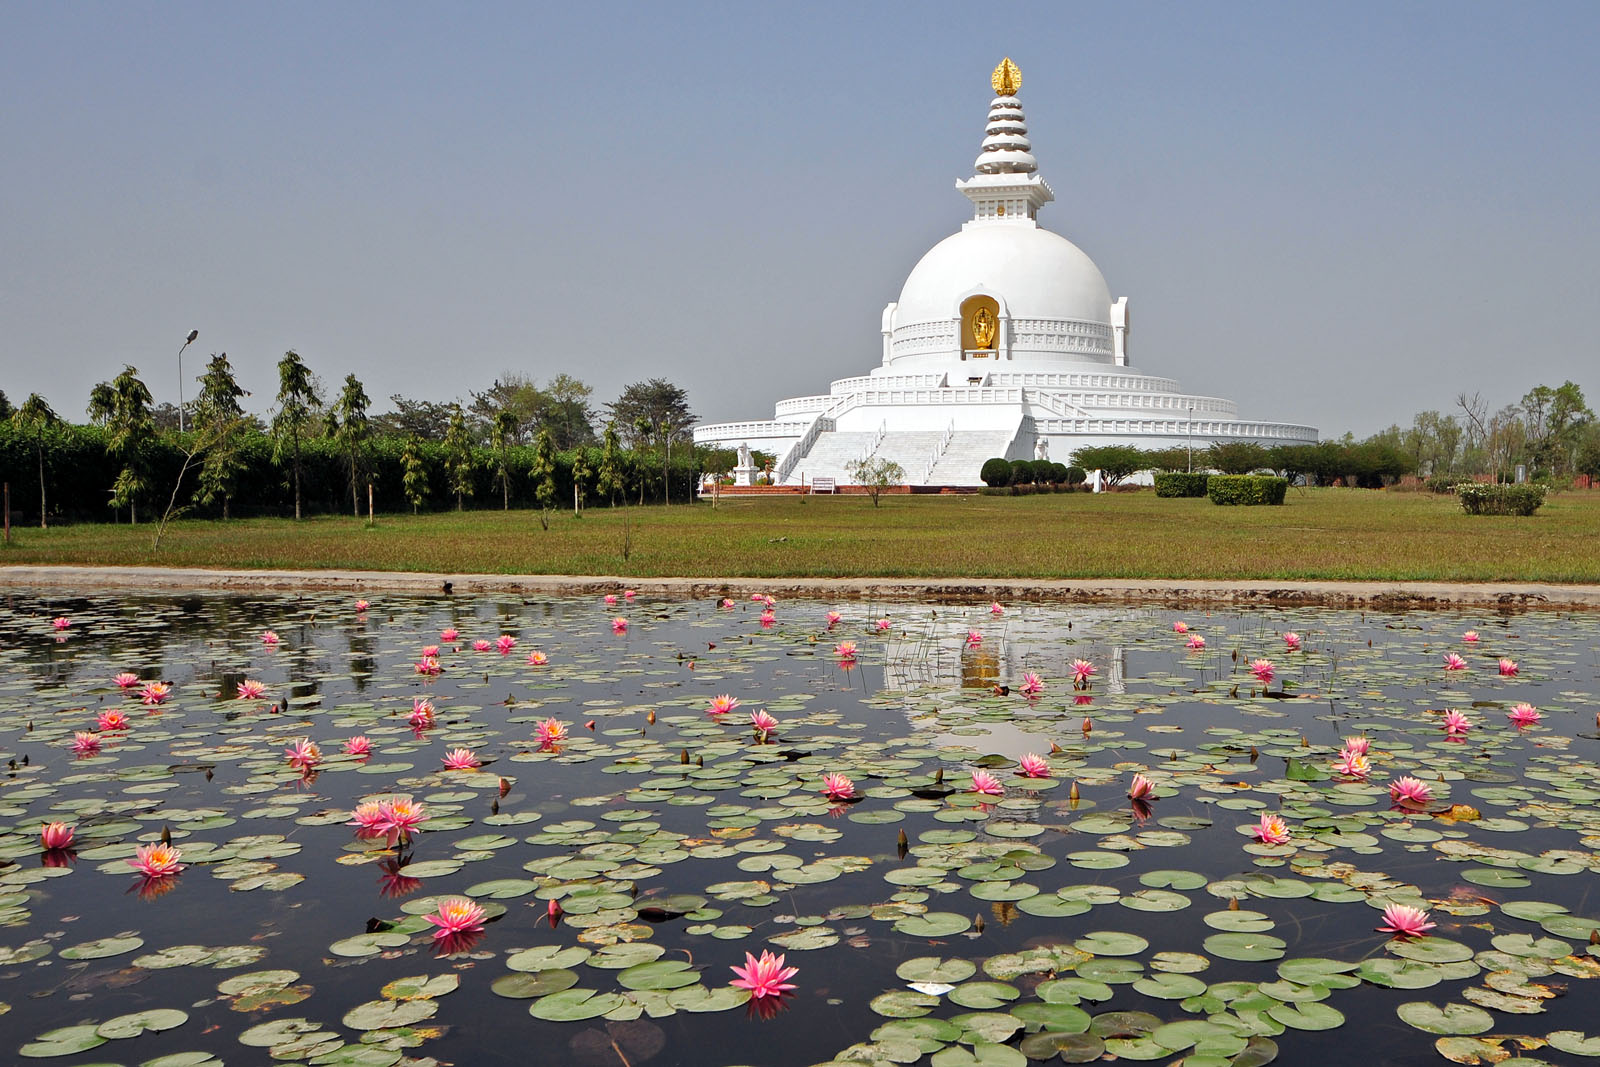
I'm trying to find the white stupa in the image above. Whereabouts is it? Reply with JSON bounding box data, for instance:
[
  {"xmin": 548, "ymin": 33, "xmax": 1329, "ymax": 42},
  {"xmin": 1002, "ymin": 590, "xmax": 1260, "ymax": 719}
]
[{"xmin": 695, "ymin": 58, "xmax": 1317, "ymax": 486}]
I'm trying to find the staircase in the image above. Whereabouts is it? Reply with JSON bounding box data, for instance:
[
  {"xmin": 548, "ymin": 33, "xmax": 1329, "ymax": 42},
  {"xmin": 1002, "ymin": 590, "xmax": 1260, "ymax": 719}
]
[
  {"xmin": 925, "ymin": 431, "xmax": 1015, "ymax": 485},
  {"xmin": 783, "ymin": 431, "xmax": 875, "ymax": 487}
]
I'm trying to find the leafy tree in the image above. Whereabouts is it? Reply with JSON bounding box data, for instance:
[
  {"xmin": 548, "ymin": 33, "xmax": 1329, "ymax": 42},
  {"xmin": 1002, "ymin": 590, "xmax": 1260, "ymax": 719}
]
[
  {"xmin": 0, "ymin": 389, "xmax": 13, "ymax": 420},
  {"xmin": 606, "ymin": 379, "xmax": 695, "ymax": 450},
  {"xmin": 1070, "ymin": 444, "xmax": 1147, "ymax": 486},
  {"xmin": 12, "ymin": 394, "xmax": 59, "ymax": 527},
  {"xmin": 1206, "ymin": 442, "xmax": 1270, "ymax": 475},
  {"xmin": 1521, "ymin": 382, "xmax": 1592, "ymax": 477},
  {"xmin": 442, "ymin": 404, "xmax": 474, "ymax": 511},
  {"xmin": 373, "ymin": 395, "xmax": 456, "ymax": 440},
  {"xmin": 107, "ymin": 366, "xmax": 155, "ymax": 522},
  {"xmin": 87, "ymin": 381, "xmax": 116, "ymax": 426},
  {"xmin": 847, "ymin": 456, "xmax": 906, "ymax": 507},
  {"xmin": 1140, "ymin": 447, "xmax": 1191, "ymax": 473},
  {"xmin": 540, "ymin": 373, "xmax": 597, "ymax": 449},
  {"xmin": 330, "ymin": 374, "xmax": 373, "ymax": 517},
  {"xmin": 491, "ymin": 409, "xmax": 519, "ymax": 509},
  {"xmin": 469, "ymin": 375, "xmax": 543, "ymax": 444},
  {"xmin": 401, "ymin": 436, "xmax": 429, "ymax": 514},
  {"xmin": 597, "ymin": 422, "xmax": 624, "ymax": 505},
  {"xmin": 192, "ymin": 353, "xmax": 249, "ymax": 519},
  {"xmin": 271, "ymin": 350, "xmax": 323, "ymax": 520},
  {"xmin": 571, "ymin": 449, "xmax": 591, "ymax": 513},
  {"xmin": 1576, "ymin": 423, "xmax": 1600, "ymax": 481},
  {"xmin": 530, "ymin": 426, "xmax": 556, "ymax": 529}
]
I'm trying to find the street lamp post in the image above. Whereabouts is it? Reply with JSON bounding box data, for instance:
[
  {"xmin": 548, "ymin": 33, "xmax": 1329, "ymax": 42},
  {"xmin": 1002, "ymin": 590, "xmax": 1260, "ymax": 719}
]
[{"xmin": 177, "ymin": 329, "xmax": 198, "ymax": 432}]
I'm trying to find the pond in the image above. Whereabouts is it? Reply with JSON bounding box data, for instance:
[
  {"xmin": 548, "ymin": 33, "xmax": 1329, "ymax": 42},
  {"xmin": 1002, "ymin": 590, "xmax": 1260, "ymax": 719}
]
[{"xmin": 2, "ymin": 589, "xmax": 1599, "ymax": 1067}]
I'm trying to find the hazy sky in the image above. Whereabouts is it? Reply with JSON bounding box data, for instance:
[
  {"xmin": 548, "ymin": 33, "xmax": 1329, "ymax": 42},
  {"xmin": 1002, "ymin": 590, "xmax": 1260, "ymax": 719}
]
[{"xmin": 3, "ymin": 2, "xmax": 1596, "ymax": 437}]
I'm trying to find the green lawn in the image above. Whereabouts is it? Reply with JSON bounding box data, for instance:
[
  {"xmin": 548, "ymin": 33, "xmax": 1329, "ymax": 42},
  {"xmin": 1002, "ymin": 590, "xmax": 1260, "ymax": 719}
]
[{"xmin": 4, "ymin": 489, "xmax": 1599, "ymax": 582}]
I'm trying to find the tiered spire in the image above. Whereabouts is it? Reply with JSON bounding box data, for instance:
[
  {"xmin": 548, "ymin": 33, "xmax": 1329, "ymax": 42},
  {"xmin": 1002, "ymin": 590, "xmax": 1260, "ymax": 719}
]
[{"xmin": 957, "ymin": 58, "xmax": 1053, "ymax": 223}]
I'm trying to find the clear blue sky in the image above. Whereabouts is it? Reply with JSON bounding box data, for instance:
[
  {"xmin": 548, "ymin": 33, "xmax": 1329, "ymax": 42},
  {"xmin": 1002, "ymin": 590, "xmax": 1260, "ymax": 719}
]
[{"xmin": 3, "ymin": 1, "xmax": 1596, "ymax": 437}]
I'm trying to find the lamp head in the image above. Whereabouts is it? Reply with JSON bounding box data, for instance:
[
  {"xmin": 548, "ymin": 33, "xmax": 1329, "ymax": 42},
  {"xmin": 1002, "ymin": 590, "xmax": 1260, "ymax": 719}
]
[{"xmin": 186, "ymin": 329, "xmax": 199, "ymax": 344}]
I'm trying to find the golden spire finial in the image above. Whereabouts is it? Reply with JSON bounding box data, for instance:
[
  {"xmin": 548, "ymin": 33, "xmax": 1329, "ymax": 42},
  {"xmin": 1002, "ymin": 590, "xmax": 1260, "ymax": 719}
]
[{"xmin": 991, "ymin": 57, "xmax": 1021, "ymax": 96}]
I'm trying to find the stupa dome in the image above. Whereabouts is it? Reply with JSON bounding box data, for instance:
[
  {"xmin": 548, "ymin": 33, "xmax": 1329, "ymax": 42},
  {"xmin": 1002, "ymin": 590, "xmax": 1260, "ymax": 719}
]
[{"xmin": 893, "ymin": 224, "xmax": 1113, "ymax": 331}]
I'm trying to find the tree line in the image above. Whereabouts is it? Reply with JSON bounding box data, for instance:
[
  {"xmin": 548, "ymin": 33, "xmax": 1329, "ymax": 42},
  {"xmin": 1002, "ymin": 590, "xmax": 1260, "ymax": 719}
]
[{"xmin": 0, "ymin": 354, "xmax": 719, "ymax": 526}]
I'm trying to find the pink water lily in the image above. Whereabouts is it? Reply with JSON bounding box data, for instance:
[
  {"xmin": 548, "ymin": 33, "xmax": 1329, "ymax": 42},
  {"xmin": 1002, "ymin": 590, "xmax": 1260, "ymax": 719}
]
[
  {"xmin": 261, "ymin": 630, "xmax": 279, "ymax": 645},
  {"xmin": 414, "ymin": 656, "xmax": 442, "ymax": 676},
  {"xmin": 821, "ymin": 772, "xmax": 856, "ymax": 801},
  {"xmin": 441, "ymin": 747, "xmax": 481, "ymax": 770},
  {"xmin": 1443, "ymin": 652, "xmax": 1468, "ymax": 671},
  {"xmin": 826, "ymin": 611, "xmax": 842, "ymax": 628},
  {"xmin": 971, "ymin": 770, "xmax": 1004, "ymax": 796},
  {"xmin": 535, "ymin": 718, "xmax": 569, "ymax": 746},
  {"xmin": 140, "ymin": 681, "xmax": 171, "ymax": 705},
  {"xmin": 1071, "ymin": 659, "xmax": 1096, "ymax": 686},
  {"xmin": 1253, "ymin": 812, "xmax": 1290, "ymax": 845},
  {"xmin": 1462, "ymin": 630, "xmax": 1479, "ymax": 643},
  {"xmin": 422, "ymin": 644, "xmax": 441, "ymax": 657},
  {"xmin": 762, "ymin": 595, "xmax": 775, "ymax": 608},
  {"xmin": 343, "ymin": 735, "xmax": 373, "ymax": 757},
  {"xmin": 1172, "ymin": 621, "xmax": 1188, "ymax": 633},
  {"xmin": 40, "ymin": 822, "xmax": 75, "ymax": 850},
  {"xmin": 1249, "ymin": 658, "xmax": 1275, "ymax": 683},
  {"xmin": 114, "ymin": 672, "xmax": 141, "ymax": 689},
  {"xmin": 285, "ymin": 738, "xmax": 321, "ymax": 769},
  {"xmin": 612, "ymin": 617, "xmax": 629, "ymax": 633},
  {"xmin": 760, "ymin": 610, "xmax": 776, "ymax": 627},
  {"xmin": 834, "ymin": 641, "xmax": 858, "ymax": 660},
  {"xmin": 527, "ymin": 650, "xmax": 548, "ymax": 666},
  {"xmin": 97, "ymin": 709, "xmax": 130, "ymax": 731},
  {"xmin": 1377, "ymin": 903, "xmax": 1436, "ymax": 938},
  {"xmin": 1441, "ymin": 710, "xmax": 1471, "ymax": 735},
  {"xmin": 1389, "ymin": 776, "xmax": 1433, "ymax": 805},
  {"xmin": 1333, "ymin": 749, "xmax": 1370, "ymax": 779},
  {"xmin": 376, "ymin": 796, "xmax": 427, "ymax": 840},
  {"xmin": 1282, "ymin": 632, "xmax": 1302, "ymax": 651},
  {"xmin": 720, "ymin": 598, "xmax": 735, "ymax": 609},
  {"xmin": 494, "ymin": 634, "xmax": 516, "ymax": 655},
  {"xmin": 52, "ymin": 616, "xmax": 70, "ymax": 630},
  {"xmin": 1019, "ymin": 672, "xmax": 1044, "ymax": 697},
  {"xmin": 409, "ymin": 697, "xmax": 436, "ymax": 729},
  {"xmin": 604, "ymin": 593, "xmax": 618, "ymax": 605},
  {"xmin": 236, "ymin": 679, "xmax": 266, "ymax": 700},
  {"xmin": 440, "ymin": 627, "xmax": 459, "ymax": 642},
  {"xmin": 750, "ymin": 709, "xmax": 778, "ymax": 736},
  {"xmin": 128, "ymin": 842, "xmax": 184, "ymax": 878},
  {"xmin": 354, "ymin": 599, "xmax": 370, "ymax": 612},
  {"xmin": 425, "ymin": 897, "xmax": 487, "ymax": 939},
  {"xmin": 730, "ymin": 949, "xmax": 798, "ymax": 1000},
  {"xmin": 625, "ymin": 589, "xmax": 638, "ymax": 601},
  {"xmin": 1498, "ymin": 658, "xmax": 1518, "ymax": 676},
  {"xmin": 1186, "ymin": 634, "xmax": 1206, "ymax": 650},
  {"xmin": 72, "ymin": 731, "xmax": 101, "ymax": 754},
  {"xmin": 349, "ymin": 800, "xmax": 387, "ymax": 834},
  {"xmin": 1018, "ymin": 753, "xmax": 1051, "ymax": 778},
  {"xmin": 1128, "ymin": 773, "xmax": 1156, "ymax": 801},
  {"xmin": 875, "ymin": 618, "xmax": 891, "ymax": 632},
  {"xmin": 1508, "ymin": 703, "xmax": 1542, "ymax": 727},
  {"xmin": 966, "ymin": 630, "xmax": 982, "ymax": 648},
  {"xmin": 990, "ymin": 602, "xmax": 1004, "ymax": 616},
  {"xmin": 472, "ymin": 639, "xmax": 492, "ymax": 652},
  {"xmin": 1342, "ymin": 736, "xmax": 1371, "ymax": 756},
  {"xmin": 708, "ymin": 694, "xmax": 741, "ymax": 715}
]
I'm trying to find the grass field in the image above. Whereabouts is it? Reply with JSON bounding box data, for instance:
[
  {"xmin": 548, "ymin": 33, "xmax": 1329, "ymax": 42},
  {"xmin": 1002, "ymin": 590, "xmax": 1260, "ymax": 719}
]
[{"xmin": 3, "ymin": 489, "xmax": 1598, "ymax": 582}]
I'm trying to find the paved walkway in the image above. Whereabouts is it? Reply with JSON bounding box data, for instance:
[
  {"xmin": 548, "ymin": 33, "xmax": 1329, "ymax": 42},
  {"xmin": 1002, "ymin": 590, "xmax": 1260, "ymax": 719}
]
[{"xmin": 4, "ymin": 565, "xmax": 1597, "ymax": 610}]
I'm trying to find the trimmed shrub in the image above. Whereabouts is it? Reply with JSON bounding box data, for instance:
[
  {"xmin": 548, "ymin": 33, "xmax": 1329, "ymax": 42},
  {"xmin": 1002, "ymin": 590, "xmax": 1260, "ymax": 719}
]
[
  {"xmin": 1048, "ymin": 461, "xmax": 1068, "ymax": 484},
  {"xmin": 1457, "ymin": 483, "xmax": 1546, "ymax": 516},
  {"xmin": 1154, "ymin": 472, "xmax": 1210, "ymax": 498},
  {"xmin": 1425, "ymin": 474, "xmax": 1464, "ymax": 494},
  {"xmin": 1207, "ymin": 474, "xmax": 1288, "ymax": 506},
  {"xmin": 1064, "ymin": 466, "xmax": 1086, "ymax": 487},
  {"xmin": 979, "ymin": 457, "xmax": 1011, "ymax": 488}
]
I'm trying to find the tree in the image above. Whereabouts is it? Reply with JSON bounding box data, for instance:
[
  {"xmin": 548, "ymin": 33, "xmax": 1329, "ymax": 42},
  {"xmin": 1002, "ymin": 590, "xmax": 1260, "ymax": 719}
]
[
  {"xmin": 401, "ymin": 436, "xmax": 429, "ymax": 514},
  {"xmin": 192, "ymin": 353, "xmax": 249, "ymax": 519},
  {"xmin": 12, "ymin": 394, "xmax": 59, "ymax": 528},
  {"xmin": 1070, "ymin": 444, "xmax": 1147, "ymax": 486},
  {"xmin": 271, "ymin": 350, "xmax": 322, "ymax": 520},
  {"xmin": 847, "ymin": 457, "xmax": 905, "ymax": 506},
  {"xmin": 572, "ymin": 449, "xmax": 591, "ymax": 513},
  {"xmin": 1207, "ymin": 442, "xmax": 1270, "ymax": 475},
  {"xmin": 541, "ymin": 374, "xmax": 597, "ymax": 449},
  {"xmin": 530, "ymin": 426, "xmax": 557, "ymax": 529},
  {"xmin": 373, "ymin": 395, "xmax": 456, "ymax": 440},
  {"xmin": 107, "ymin": 366, "xmax": 155, "ymax": 522},
  {"xmin": 700, "ymin": 446, "xmax": 736, "ymax": 507},
  {"xmin": 1576, "ymin": 423, "xmax": 1600, "ymax": 481},
  {"xmin": 442, "ymin": 404, "xmax": 474, "ymax": 511},
  {"xmin": 469, "ymin": 375, "xmax": 543, "ymax": 444},
  {"xmin": 606, "ymin": 379, "xmax": 695, "ymax": 450},
  {"xmin": 330, "ymin": 374, "xmax": 373, "ymax": 517},
  {"xmin": 87, "ymin": 381, "xmax": 116, "ymax": 426},
  {"xmin": 491, "ymin": 409, "xmax": 519, "ymax": 509},
  {"xmin": 1521, "ymin": 382, "xmax": 1591, "ymax": 477},
  {"xmin": 0, "ymin": 389, "xmax": 14, "ymax": 420},
  {"xmin": 1140, "ymin": 447, "xmax": 1191, "ymax": 473},
  {"xmin": 597, "ymin": 422, "xmax": 624, "ymax": 506}
]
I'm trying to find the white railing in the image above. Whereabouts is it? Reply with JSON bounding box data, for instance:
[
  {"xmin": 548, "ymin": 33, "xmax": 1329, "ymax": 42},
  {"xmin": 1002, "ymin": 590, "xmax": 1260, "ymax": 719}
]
[
  {"xmin": 859, "ymin": 420, "xmax": 886, "ymax": 465},
  {"xmin": 1029, "ymin": 416, "xmax": 1318, "ymax": 442},
  {"xmin": 775, "ymin": 415, "xmax": 835, "ymax": 484},
  {"xmin": 694, "ymin": 419, "xmax": 809, "ymax": 443}
]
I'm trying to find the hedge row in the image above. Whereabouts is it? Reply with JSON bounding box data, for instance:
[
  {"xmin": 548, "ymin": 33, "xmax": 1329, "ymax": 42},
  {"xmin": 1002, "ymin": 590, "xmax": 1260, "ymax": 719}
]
[
  {"xmin": 1153, "ymin": 473, "xmax": 1209, "ymax": 498},
  {"xmin": 1457, "ymin": 483, "xmax": 1546, "ymax": 516},
  {"xmin": 1207, "ymin": 475, "xmax": 1288, "ymax": 506},
  {"xmin": 0, "ymin": 424, "xmax": 700, "ymax": 522},
  {"xmin": 979, "ymin": 458, "xmax": 1086, "ymax": 488}
]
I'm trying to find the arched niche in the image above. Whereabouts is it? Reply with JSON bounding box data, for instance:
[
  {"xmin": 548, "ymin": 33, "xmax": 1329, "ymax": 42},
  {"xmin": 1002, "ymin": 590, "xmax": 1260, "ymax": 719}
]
[{"xmin": 960, "ymin": 294, "xmax": 1001, "ymax": 358}]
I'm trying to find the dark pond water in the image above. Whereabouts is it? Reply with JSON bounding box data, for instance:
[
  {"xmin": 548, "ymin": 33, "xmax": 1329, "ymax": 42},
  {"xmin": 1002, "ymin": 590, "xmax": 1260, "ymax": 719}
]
[{"xmin": 2, "ymin": 590, "xmax": 1599, "ymax": 1067}]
